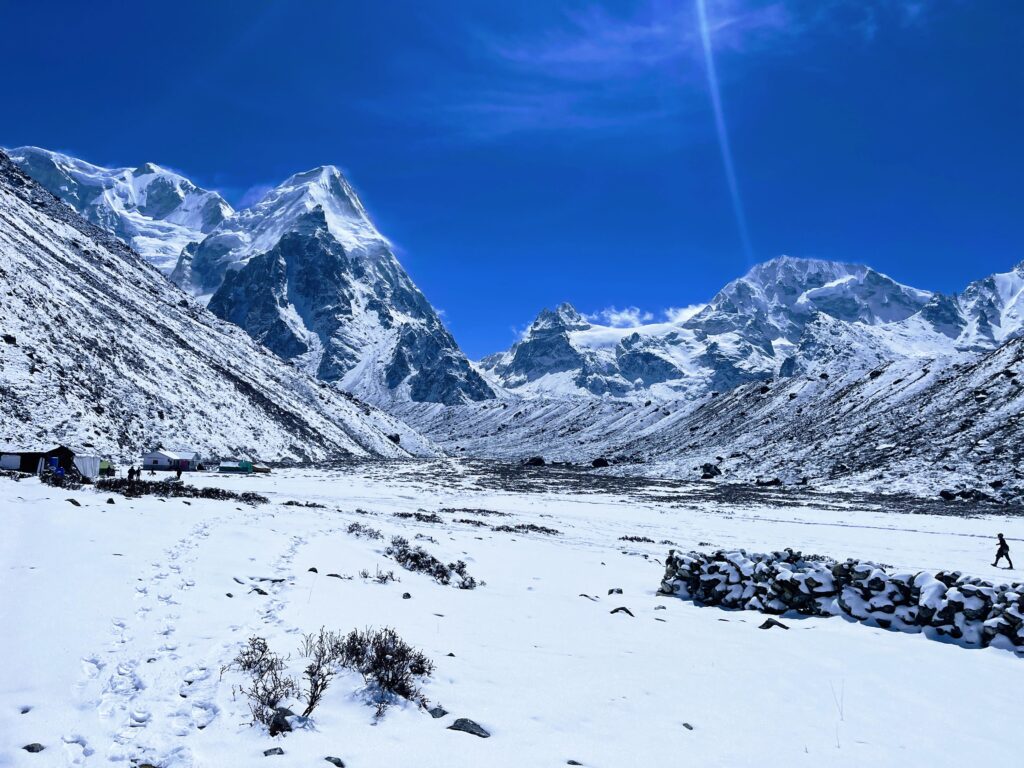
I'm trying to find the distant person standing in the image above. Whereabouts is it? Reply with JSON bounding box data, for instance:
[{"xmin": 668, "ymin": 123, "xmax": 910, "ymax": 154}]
[{"xmin": 992, "ymin": 534, "xmax": 1013, "ymax": 569}]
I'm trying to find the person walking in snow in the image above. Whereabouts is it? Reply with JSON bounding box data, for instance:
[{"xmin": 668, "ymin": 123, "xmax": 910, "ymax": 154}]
[{"xmin": 993, "ymin": 533, "xmax": 1013, "ymax": 569}]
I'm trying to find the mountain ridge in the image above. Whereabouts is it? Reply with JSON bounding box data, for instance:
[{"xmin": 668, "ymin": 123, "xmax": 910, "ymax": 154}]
[{"xmin": 0, "ymin": 149, "xmax": 438, "ymax": 462}]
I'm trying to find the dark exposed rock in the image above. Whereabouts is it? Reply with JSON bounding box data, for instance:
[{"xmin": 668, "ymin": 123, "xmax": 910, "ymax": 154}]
[
  {"xmin": 429, "ymin": 706, "xmax": 449, "ymax": 718},
  {"xmin": 700, "ymin": 463, "xmax": 721, "ymax": 480},
  {"xmin": 610, "ymin": 606, "xmax": 635, "ymax": 617},
  {"xmin": 591, "ymin": 457, "xmax": 610, "ymax": 468},
  {"xmin": 22, "ymin": 743, "xmax": 44, "ymax": 753},
  {"xmin": 264, "ymin": 747, "xmax": 284, "ymax": 756},
  {"xmin": 325, "ymin": 758, "xmax": 345, "ymax": 767},
  {"xmin": 524, "ymin": 456, "xmax": 546, "ymax": 467},
  {"xmin": 269, "ymin": 707, "xmax": 294, "ymax": 736},
  {"xmin": 759, "ymin": 618, "xmax": 789, "ymax": 630},
  {"xmin": 448, "ymin": 718, "xmax": 490, "ymax": 738}
]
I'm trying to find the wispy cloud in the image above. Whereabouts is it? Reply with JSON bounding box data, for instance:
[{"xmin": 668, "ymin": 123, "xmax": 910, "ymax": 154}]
[
  {"xmin": 664, "ymin": 303, "xmax": 706, "ymax": 323},
  {"xmin": 390, "ymin": 0, "xmax": 942, "ymax": 141},
  {"xmin": 586, "ymin": 305, "xmax": 655, "ymax": 327},
  {"xmin": 238, "ymin": 183, "xmax": 275, "ymax": 208}
]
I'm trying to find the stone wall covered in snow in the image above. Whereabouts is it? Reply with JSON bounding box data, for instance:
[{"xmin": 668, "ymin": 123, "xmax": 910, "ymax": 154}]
[{"xmin": 659, "ymin": 548, "xmax": 1024, "ymax": 653}]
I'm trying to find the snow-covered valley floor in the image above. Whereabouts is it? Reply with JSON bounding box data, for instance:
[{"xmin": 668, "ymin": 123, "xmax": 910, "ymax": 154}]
[{"xmin": 1, "ymin": 461, "xmax": 1019, "ymax": 767}]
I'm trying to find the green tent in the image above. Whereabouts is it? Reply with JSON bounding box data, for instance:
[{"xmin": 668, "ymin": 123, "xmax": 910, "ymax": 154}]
[{"xmin": 218, "ymin": 460, "xmax": 254, "ymax": 474}]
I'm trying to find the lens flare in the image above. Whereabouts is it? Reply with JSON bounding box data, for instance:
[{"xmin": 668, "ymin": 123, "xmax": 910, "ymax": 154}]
[{"xmin": 696, "ymin": 0, "xmax": 754, "ymax": 262}]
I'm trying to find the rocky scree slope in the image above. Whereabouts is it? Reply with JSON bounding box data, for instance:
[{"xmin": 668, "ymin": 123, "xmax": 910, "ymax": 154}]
[
  {"xmin": 397, "ymin": 326, "xmax": 1024, "ymax": 499},
  {"xmin": 0, "ymin": 151, "xmax": 437, "ymax": 462}
]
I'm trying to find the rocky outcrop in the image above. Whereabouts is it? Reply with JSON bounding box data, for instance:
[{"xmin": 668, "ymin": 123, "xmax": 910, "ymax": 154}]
[{"xmin": 192, "ymin": 167, "xmax": 493, "ymax": 406}]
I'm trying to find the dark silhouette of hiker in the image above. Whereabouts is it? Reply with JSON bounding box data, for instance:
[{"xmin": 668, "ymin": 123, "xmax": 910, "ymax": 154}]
[
  {"xmin": 175, "ymin": 468, "xmax": 182, "ymax": 481},
  {"xmin": 993, "ymin": 534, "xmax": 1014, "ymax": 569},
  {"xmin": 128, "ymin": 466, "xmax": 136, "ymax": 482}
]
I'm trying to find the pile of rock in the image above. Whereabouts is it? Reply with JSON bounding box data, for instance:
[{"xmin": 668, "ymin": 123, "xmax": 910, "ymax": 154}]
[{"xmin": 659, "ymin": 548, "xmax": 1024, "ymax": 653}]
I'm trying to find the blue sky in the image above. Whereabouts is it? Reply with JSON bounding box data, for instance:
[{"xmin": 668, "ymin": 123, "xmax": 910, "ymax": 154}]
[{"xmin": 2, "ymin": 0, "xmax": 1021, "ymax": 357}]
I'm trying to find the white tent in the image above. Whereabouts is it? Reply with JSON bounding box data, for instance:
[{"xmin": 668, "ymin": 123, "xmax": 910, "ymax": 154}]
[{"xmin": 73, "ymin": 454, "xmax": 102, "ymax": 480}]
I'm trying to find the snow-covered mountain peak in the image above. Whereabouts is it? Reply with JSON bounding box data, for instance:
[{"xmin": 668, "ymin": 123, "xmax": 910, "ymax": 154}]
[
  {"xmin": 531, "ymin": 302, "xmax": 591, "ymax": 333},
  {"xmin": 174, "ymin": 164, "xmax": 388, "ymax": 296},
  {"xmin": 6, "ymin": 146, "xmax": 233, "ymax": 273},
  {"xmin": 690, "ymin": 255, "xmax": 932, "ymax": 343},
  {"xmin": 262, "ymin": 164, "xmax": 378, "ymax": 236}
]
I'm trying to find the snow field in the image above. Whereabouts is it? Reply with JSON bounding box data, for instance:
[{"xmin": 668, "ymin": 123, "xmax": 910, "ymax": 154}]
[{"xmin": 1, "ymin": 463, "xmax": 1020, "ymax": 767}]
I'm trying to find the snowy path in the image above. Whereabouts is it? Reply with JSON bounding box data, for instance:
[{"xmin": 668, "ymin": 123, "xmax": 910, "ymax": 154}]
[{"xmin": 1, "ymin": 464, "xmax": 1020, "ymax": 767}]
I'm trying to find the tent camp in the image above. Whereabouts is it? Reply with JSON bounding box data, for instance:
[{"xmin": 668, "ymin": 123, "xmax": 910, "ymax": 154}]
[
  {"xmin": 0, "ymin": 445, "xmax": 102, "ymax": 479},
  {"xmin": 218, "ymin": 460, "xmax": 254, "ymax": 474},
  {"xmin": 0, "ymin": 445, "xmax": 76, "ymax": 474}
]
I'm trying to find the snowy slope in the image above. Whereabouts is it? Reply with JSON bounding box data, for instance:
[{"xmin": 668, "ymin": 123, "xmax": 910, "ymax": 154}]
[
  {"xmin": 7, "ymin": 146, "xmax": 232, "ymax": 273},
  {"xmin": 172, "ymin": 166, "xmax": 494, "ymax": 406},
  {"xmin": 0, "ymin": 150, "xmax": 437, "ymax": 462},
  {"xmin": 397, "ymin": 328, "xmax": 1024, "ymax": 499}
]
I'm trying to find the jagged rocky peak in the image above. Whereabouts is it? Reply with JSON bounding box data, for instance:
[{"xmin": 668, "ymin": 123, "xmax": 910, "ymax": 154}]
[
  {"xmin": 185, "ymin": 164, "xmax": 493, "ymax": 406},
  {"xmin": 6, "ymin": 146, "xmax": 233, "ymax": 273},
  {"xmin": 174, "ymin": 163, "xmax": 385, "ymax": 296},
  {"xmin": 530, "ymin": 302, "xmax": 592, "ymax": 333},
  {"xmin": 953, "ymin": 259, "xmax": 1024, "ymax": 347}
]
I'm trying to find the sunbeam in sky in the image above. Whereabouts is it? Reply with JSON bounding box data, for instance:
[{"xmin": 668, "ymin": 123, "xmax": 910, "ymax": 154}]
[{"xmin": 696, "ymin": 0, "xmax": 754, "ymax": 263}]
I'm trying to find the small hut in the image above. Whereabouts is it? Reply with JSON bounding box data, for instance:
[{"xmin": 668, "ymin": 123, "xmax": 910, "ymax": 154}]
[{"xmin": 0, "ymin": 445, "xmax": 77, "ymax": 474}]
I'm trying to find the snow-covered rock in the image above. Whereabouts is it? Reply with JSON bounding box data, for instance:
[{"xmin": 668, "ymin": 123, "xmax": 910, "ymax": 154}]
[
  {"xmin": 174, "ymin": 165, "xmax": 493, "ymax": 406},
  {"xmin": 12, "ymin": 150, "xmax": 492, "ymax": 407},
  {"xmin": 6, "ymin": 146, "xmax": 232, "ymax": 273},
  {"xmin": 0, "ymin": 150, "xmax": 437, "ymax": 462},
  {"xmin": 480, "ymin": 257, "xmax": 937, "ymax": 399},
  {"xmin": 660, "ymin": 547, "xmax": 1024, "ymax": 652}
]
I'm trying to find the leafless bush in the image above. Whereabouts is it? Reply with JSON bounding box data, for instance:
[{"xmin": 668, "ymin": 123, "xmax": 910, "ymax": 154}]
[
  {"xmin": 358, "ymin": 566, "xmax": 399, "ymax": 584},
  {"xmin": 393, "ymin": 511, "xmax": 443, "ymax": 523},
  {"xmin": 620, "ymin": 535, "xmax": 655, "ymax": 543},
  {"xmin": 347, "ymin": 522, "xmax": 383, "ymax": 540},
  {"xmin": 228, "ymin": 627, "xmax": 434, "ymax": 722},
  {"xmin": 384, "ymin": 536, "xmax": 477, "ymax": 589},
  {"xmin": 440, "ymin": 507, "xmax": 509, "ymax": 517},
  {"xmin": 298, "ymin": 628, "xmax": 337, "ymax": 717},
  {"xmin": 224, "ymin": 637, "xmax": 299, "ymax": 727},
  {"xmin": 332, "ymin": 627, "xmax": 435, "ymax": 716},
  {"xmin": 491, "ymin": 523, "xmax": 561, "ymax": 536}
]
